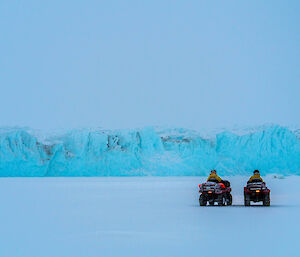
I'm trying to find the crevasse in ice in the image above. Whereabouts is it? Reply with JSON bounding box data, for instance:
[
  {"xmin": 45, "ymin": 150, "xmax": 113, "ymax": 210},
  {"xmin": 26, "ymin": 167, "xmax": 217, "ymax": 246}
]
[{"xmin": 0, "ymin": 125, "xmax": 299, "ymax": 176}]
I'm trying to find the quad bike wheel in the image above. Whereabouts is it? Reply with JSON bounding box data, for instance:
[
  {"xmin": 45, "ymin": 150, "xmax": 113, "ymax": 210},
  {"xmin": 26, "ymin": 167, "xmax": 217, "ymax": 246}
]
[
  {"xmin": 244, "ymin": 194, "xmax": 250, "ymax": 206},
  {"xmin": 209, "ymin": 201, "xmax": 214, "ymax": 206},
  {"xmin": 217, "ymin": 194, "xmax": 225, "ymax": 206},
  {"xmin": 263, "ymin": 193, "xmax": 270, "ymax": 206},
  {"xmin": 199, "ymin": 194, "xmax": 207, "ymax": 206},
  {"xmin": 227, "ymin": 194, "xmax": 232, "ymax": 206}
]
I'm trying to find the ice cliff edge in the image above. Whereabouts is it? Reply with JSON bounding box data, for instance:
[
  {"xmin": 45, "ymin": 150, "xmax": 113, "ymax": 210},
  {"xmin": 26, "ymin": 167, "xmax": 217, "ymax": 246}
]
[{"xmin": 0, "ymin": 125, "xmax": 299, "ymax": 176}]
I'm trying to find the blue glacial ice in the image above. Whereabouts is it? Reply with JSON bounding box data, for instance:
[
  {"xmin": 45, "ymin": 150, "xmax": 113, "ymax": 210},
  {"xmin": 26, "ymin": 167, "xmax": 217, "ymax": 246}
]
[{"xmin": 0, "ymin": 125, "xmax": 299, "ymax": 176}]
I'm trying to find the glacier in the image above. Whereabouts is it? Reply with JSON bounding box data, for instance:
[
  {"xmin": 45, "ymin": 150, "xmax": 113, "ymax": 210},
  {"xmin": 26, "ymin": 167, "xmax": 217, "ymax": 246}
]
[{"xmin": 0, "ymin": 125, "xmax": 299, "ymax": 176}]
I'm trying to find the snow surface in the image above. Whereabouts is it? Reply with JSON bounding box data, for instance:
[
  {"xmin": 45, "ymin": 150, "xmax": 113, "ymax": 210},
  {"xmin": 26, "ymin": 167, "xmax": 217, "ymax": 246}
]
[
  {"xmin": 0, "ymin": 125, "xmax": 299, "ymax": 176},
  {"xmin": 0, "ymin": 176, "xmax": 299, "ymax": 257}
]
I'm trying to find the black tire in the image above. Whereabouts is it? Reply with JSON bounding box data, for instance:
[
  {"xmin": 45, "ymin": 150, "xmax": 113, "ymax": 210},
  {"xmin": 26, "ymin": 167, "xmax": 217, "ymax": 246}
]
[
  {"xmin": 217, "ymin": 194, "xmax": 225, "ymax": 206},
  {"xmin": 244, "ymin": 194, "xmax": 250, "ymax": 206},
  {"xmin": 227, "ymin": 194, "xmax": 232, "ymax": 206},
  {"xmin": 263, "ymin": 193, "xmax": 270, "ymax": 206},
  {"xmin": 209, "ymin": 201, "xmax": 214, "ymax": 206},
  {"xmin": 199, "ymin": 194, "xmax": 207, "ymax": 206}
]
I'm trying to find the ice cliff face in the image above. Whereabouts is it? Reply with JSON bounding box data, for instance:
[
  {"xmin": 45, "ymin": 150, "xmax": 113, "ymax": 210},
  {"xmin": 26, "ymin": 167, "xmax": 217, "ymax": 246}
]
[{"xmin": 0, "ymin": 125, "xmax": 299, "ymax": 176}]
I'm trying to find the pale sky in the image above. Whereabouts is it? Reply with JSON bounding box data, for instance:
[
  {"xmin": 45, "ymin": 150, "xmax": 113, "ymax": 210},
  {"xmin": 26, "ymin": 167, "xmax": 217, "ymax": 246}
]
[{"xmin": 0, "ymin": 1, "xmax": 299, "ymax": 130}]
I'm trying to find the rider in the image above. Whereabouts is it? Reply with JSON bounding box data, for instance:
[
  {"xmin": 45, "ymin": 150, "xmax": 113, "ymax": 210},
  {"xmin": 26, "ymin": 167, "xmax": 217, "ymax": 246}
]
[
  {"xmin": 207, "ymin": 170, "xmax": 222, "ymax": 182},
  {"xmin": 248, "ymin": 170, "xmax": 263, "ymax": 183}
]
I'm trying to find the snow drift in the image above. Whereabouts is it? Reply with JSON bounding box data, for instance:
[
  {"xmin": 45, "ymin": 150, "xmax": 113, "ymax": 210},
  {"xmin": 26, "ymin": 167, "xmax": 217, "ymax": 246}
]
[{"xmin": 0, "ymin": 125, "xmax": 299, "ymax": 176}]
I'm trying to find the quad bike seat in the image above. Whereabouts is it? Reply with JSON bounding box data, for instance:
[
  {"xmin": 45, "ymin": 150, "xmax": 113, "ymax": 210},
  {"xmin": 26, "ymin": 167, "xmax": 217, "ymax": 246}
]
[
  {"xmin": 207, "ymin": 179, "xmax": 230, "ymax": 188},
  {"xmin": 221, "ymin": 180, "xmax": 230, "ymax": 188}
]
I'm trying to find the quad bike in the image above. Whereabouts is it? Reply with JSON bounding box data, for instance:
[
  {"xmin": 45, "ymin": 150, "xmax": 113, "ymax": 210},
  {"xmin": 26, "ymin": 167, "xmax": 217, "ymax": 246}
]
[
  {"xmin": 198, "ymin": 180, "xmax": 232, "ymax": 206},
  {"xmin": 244, "ymin": 180, "xmax": 270, "ymax": 206}
]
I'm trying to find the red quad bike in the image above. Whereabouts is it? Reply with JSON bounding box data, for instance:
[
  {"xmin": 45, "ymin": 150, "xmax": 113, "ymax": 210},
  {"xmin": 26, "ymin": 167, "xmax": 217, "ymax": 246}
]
[
  {"xmin": 198, "ymin": 180, "xmax": 232, "ymax": 206},
  {"xmin": 244, "ymin": 180, "xmax": 270, "ymax": 206}
]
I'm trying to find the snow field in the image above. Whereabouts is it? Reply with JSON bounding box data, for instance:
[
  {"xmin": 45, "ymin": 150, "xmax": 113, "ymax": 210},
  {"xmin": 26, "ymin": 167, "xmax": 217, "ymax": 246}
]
[{"xmin": 0, "ymin": 175, "xmax": 299, "ymax": 257}]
